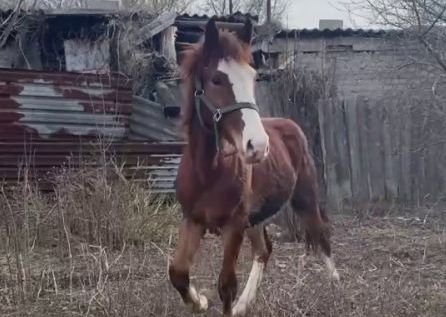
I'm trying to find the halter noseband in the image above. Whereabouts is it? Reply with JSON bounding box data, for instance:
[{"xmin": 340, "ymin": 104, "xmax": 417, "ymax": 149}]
[{"xmin": 194, "ymin": 75, "xmax": 260, "ymax": 152}]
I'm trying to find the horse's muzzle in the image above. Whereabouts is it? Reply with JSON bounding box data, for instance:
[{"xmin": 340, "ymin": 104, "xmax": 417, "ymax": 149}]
[{"xmin": 245, "ymin": 137, "xmax": 270, "ymax": 164}]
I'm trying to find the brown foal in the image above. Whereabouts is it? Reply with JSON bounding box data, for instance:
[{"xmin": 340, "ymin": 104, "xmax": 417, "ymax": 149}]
[{"xmin": 169, "ymin": 17, "xmax": 339, "ymax": 316}]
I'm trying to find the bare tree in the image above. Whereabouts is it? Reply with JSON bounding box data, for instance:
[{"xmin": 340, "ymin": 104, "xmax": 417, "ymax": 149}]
[
  {"xmin": 200, "ymin": 0, "xmax": 290, "ymax": 22},
  {"xmin": 0, "ymin": 0, "xmax": 26, "ymax": 48},
  {"xmin": 348, "ymin": 0, "xmax": 446, "ymax": 74},
  {"xmin": 120, "ymin": 0, "xmax": 194, "ymax": 14}
]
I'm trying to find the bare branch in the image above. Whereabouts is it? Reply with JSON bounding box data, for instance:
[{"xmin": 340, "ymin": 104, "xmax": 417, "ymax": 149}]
[
  {"xmin": 419, "ymin": 36, "xmax": 446, "ymax": 72},
  {"xmin": 357, "ymin": 0, "xmax": 446, "ymax": 75},
  {"xmin": 0, "ymin": 0, "xmax": 25, "ymax": 48}
]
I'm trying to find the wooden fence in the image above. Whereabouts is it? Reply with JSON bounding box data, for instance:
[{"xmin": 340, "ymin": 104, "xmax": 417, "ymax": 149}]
[{"xmin": 256, "ymin": 41, "xmax": 446, "ymax": 208}]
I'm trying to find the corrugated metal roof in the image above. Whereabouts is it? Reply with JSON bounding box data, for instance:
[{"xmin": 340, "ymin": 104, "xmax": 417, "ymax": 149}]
[
  {"xmin": 177, "ymin": 12, "xmax": 259, "ymax": 23},
  {"xmin": 0, "ymin": 68, "xmax": 132, "ymax": 141},
  {"xmin": 175, "ymin": 12, "xmax": 258, "ymax": 48},
  {"xmin": 273, "ymin": 28, "xmax": 393, "ymax": 39}
]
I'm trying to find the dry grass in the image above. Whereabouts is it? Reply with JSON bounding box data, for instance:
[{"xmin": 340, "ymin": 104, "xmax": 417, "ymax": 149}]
[{"xmin": 1, "ymin": 164, "xmax": 445, "ymax": 316}]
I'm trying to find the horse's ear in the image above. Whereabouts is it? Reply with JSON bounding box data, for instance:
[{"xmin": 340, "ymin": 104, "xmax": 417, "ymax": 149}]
[
  {"xmin": 238, "ymin": 18, "xmax": 253, "ymax": 45},
  {"xmin": 204, "ymin": 16, "xmax": 219, "ymax": 55}
]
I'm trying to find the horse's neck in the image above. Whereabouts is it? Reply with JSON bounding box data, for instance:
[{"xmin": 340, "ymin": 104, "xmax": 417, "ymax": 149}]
[{"xmin": 189, "ymin": 122, "xmax": 243, "ymax": 187}]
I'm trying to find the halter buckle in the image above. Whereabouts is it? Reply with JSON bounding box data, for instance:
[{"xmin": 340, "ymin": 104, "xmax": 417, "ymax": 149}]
[
  {"xmin": 213, "ymin": 108, "xmax": 223, "ymax": 122},
  {"xmin": 194, "ymin": 89, "xmax": 204, "ymax": 96}
]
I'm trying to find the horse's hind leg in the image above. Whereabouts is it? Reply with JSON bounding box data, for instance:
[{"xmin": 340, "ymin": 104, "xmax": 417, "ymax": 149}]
[
  {"xmin": 291, "ymin": 177, "xmax": 340, "ymax": 281},
  {"xmin": 169, "ymin": 219, "xmax": 208, "ymax": 313},
  {"xmin": 232, "ymin": 225, "xmax": 272, "ymax": 316}
]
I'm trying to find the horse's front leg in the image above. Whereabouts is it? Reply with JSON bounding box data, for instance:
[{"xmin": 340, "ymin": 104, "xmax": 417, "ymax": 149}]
[
  {"xmin": 232, "ymin": 225, "xmax": 272, "ymax": 316},
  {"xmin": 169, "ymin": 219, "xmax": 208, "ymax": 313},
  {"xmin": 219, "ymin": 224, "xmax": 244, "ymax": 316}
]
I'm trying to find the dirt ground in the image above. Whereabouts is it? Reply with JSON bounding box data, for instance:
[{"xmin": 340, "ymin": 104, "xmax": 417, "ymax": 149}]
[{"xmin": 1, "ymin": 207, "xmax": 446, "ymax": 317}]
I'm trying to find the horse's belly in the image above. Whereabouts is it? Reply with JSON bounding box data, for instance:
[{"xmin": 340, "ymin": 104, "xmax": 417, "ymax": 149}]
[{"xmin": 248, "ymin": 163, "xmax": 296, "ymax": 226}]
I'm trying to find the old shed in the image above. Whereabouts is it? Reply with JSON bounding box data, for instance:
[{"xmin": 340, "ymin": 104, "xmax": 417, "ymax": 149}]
[
  {"xmin": 0, "ymin": 8, "xmax": 258, "ymax": 193},
  {"xmin": 0, "ymin": 7, "xmax": 185, "ymax": 192}
]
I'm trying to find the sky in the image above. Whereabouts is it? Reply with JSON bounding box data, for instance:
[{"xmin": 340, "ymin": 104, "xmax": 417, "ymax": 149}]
[{"xmin": 282, "ymin": 0, "xmax": 375, "ymax": 29}]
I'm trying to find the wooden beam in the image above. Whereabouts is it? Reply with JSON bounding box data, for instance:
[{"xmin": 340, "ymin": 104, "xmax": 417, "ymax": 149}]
[
  {"xmin": 175, "ymin": 20, "xmax": 245, "ymax": 30},
  {"xmin": 135, "ymin": 11, "xmax": 177, "ymax": 46},
  {"xmin": 160, "ymin": 26, "xmax": 177, "ymax": 62},
  {"xmin": 267, "ymin": 0, "xmax": 271, "ymax": 23}
]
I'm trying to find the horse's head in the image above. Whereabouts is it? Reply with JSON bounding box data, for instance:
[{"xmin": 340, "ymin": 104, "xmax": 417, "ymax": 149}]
[{"xmin": 194, "ymin": 17, "xmax": 269, "ymax": 164}]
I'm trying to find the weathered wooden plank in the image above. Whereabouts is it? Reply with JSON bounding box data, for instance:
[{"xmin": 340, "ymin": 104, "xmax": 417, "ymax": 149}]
[
  {"xmin": 344, "ymin": 96, "xmax": 365, "ymax": 201},
  {"xmin": 356, "ymin": 95, "xmax": 372, "ymax": 201},
  {"xmin": 388, "ymin": 100, "xmax": 403, "ymax": 200},
  {"xmin": 399, "ymin": 100, "xmax": 412, "ymax": 202},
  {"xmin": 332, "ymin": 98, "xmax": 352, "ymax": 201},
  {"xmin": 366, "ymin": 100, "xmax": 385, "ymax": 200},
  {"xmin": 317, "ymin": 98, "xmax": 332, "ymax": 205},
  {"xmin": 381, "ymin": 103, "xmax": 397, "ymax": 199},
  {"xmin": 135, "ymin": 11, "xmax": 177, "ymax": 45},
  {"xmin": 410, "ymin": 102, "xmax": 426, "ymax": 204},
  {"xmin": 319, "ymin": 97, "xmax": 347, "ymax": 208}
]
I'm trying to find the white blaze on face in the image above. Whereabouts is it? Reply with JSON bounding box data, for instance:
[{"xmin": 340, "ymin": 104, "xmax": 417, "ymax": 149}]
[{"xmin": 217, "ymin": 58, "xmax": 269, "ymax": 161}]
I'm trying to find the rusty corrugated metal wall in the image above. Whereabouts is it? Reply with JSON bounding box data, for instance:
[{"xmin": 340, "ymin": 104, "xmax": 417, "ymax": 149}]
[
  {"xmin": 0, "ymin": 141, "xmax": 183, "ymax": 192},
  {"xmin": 0, "ymin": 68, "xmax": 183, "ymax": 193},
  {"xmin": 0, "ymin": 68, "xmax": 132, "ymax": 140}
]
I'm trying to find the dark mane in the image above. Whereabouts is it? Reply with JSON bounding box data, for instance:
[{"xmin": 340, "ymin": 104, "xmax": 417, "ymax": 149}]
[{"xmin": 179, "ymin": 30, "xmax": 253, "ymax": 138}]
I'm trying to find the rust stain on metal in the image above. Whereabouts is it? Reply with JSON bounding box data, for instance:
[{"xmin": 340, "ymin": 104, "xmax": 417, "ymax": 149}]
[
  {"xmin": 0, "ymin": 68, "xmax": 184, "ymax": 193},
  {"xmin": 0, "ymin": 141, "xmax": 184, "ymax": 193},
  {"xmin": 0, "ymin": 68, "xmax": 132, "ymax": 141}
]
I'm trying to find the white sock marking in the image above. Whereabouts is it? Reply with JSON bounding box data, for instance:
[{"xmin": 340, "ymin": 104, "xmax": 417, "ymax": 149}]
[
  {"xmin": 232, "ymin": 257, "xmax": 265, "ymax": 316},
  {"xmin": 321, "ymin": 253, "xmax": 340, "ymax": 281},
  {"xmin": 186, "ymin": 286, "xmax": 208, "ymax": 312}
]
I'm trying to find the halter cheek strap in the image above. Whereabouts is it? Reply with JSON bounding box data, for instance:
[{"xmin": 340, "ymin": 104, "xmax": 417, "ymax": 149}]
[{"xmin": 194, "ymin": 75, "xmax": 260, "ymax": 153}]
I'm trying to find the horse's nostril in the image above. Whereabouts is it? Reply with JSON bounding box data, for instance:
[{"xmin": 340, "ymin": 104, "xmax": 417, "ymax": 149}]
[{"xmin": 247, "ymin": 139, "xmax": 254, "ymax": 152}]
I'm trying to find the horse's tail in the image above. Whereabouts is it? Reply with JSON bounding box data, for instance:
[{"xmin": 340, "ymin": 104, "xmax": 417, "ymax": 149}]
[
  {"xmin": 275, "ymin": 118, "xmax": 332, "ymax": 256},
  {"xmin": 289, "ymin": 143, "xmax": 332, "ymax": 256}
]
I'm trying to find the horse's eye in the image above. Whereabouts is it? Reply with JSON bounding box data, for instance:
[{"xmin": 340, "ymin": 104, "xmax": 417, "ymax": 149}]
[{"xmin": 212, "ymin": 77, "xmax": 222, "ymax": 86}]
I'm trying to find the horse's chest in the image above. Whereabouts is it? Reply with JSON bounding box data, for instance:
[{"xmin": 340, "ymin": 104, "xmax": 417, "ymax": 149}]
[{"xmin": 180, "ymin": 175, "xmax": 245, "ymax": 226}]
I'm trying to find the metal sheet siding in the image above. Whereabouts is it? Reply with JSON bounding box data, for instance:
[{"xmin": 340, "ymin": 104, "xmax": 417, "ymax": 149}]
[
  {"xmin": 0, "ymin": 69, "xmax": 184, "ymax": 193},
  {"xmin": 0, "ymin": 68, "xmax": 132, "ymax": 141},
  {"xmin": 129, "ymin": 96, "xmax": 181, "ymax": 141},
  {"xmin": 0, "ymin": 141, "xmax": 184, "ymax": 193}
]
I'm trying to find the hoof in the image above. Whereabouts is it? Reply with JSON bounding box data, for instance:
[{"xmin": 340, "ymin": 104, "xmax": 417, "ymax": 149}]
[
  {"xmin": 330, "ymin": 269, "xmax": 340, "ymax": 282},
  {"xmin": 187, "ymin": 293, "xmax": 208, "ymax": 314},
  {"xmin": 232, "ymin": 303, "xmax": 247, "ymax": 316}
]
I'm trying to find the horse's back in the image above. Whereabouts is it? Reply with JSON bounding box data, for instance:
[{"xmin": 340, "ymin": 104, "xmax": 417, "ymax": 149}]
[
  {"xmin": 262, "ymin": 117, "xmax": 308, "ymax": 144},
  {"xmin": 261, "ymin": 117, "xmax": 309, "ymax": 169}
]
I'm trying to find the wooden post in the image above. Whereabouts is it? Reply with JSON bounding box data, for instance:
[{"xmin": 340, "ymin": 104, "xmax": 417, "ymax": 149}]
[
  {"xmin": 160, "ymin": 26, "xmax": 177, "ymax": 63},
  {"xmin": 266, "ymin": 0, "xmax": 271, "ymax": 24}
]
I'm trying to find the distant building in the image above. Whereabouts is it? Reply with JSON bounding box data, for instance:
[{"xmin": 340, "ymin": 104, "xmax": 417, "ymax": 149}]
[
  {"xmin": 319, "ymin": 19, "xmax": 343, "ymax": 30},
  {"xmin": 253, "ymin": 27, "xmax": 446, "ymax": 206}
]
